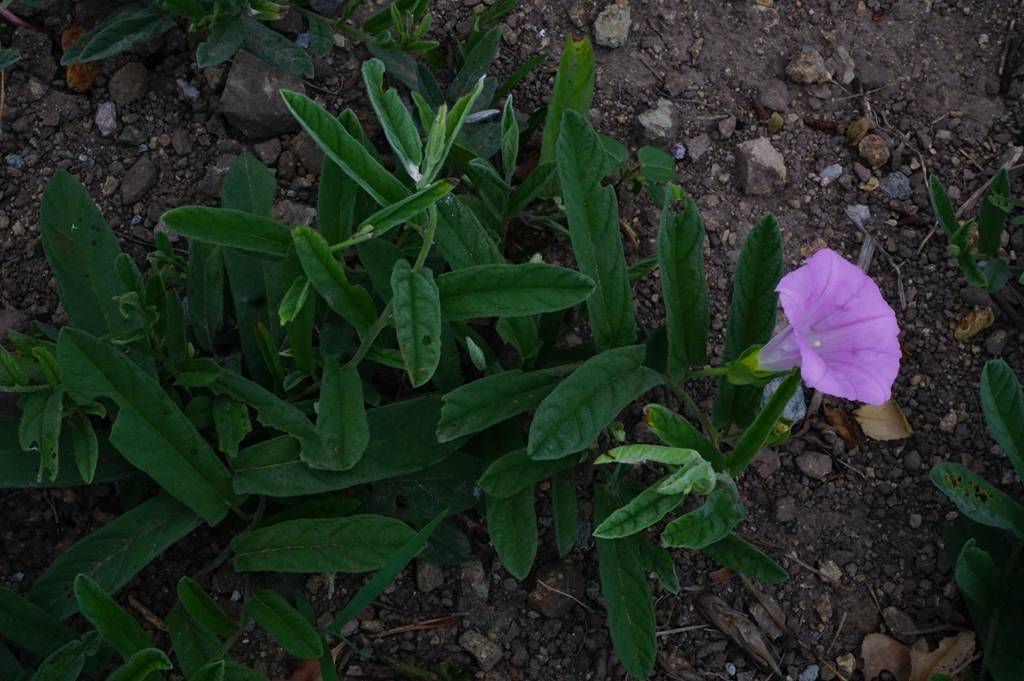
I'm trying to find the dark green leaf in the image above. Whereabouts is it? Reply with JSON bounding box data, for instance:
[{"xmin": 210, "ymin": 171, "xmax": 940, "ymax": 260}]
[
  {"xmin": 362, "ymin": 59, "xmax": 422, "ymax": 178},
  {"xmin": 231, "ymin": 516, "xmax": 415, "ymax": 572},
  {"xmin": 64, "ymin": 5, "xmax": 175, "ymax": 63},
  {"xmin": 293, "ymin": 226, "xmax": 377, "ymax": 331},
  {"xmin": 391, "ymin": 260, "xmax": 442, "ymax": 387},
  {"xmin": 187, "ymin": 242, "xmax": 225, "ymax": 352},
  {"xmin": 107, "ymin": 648, "xmax": 172, "ymax": 681},
  {"xmin": 437, "ymin": 263, "xmax": 595, "ymax": 320},
  {"xmin": 241, "ymin": 17, "xmax": 313, "ymax": 77},
  {"xmin": 29, "ymin": 632, "xmax": 100, "ymax": 681},
  {"xmin": 593, "ymin": 479, "xmax": 685, "ymax": 539},
  {"xmin": 0, "ymin": 417, "xmax": 134, "ymax": 489},
  {"xmin": 38, "ymin": 388, "xmax": 63, "ymax": 483},
  {"xmin": 197, "ymin": 15, "xmax": 245, "ymax": 67},
  {"xmin": 930, "ymin": 463, "xmax": 1024, "ymax": 538},
  {"xmin": 551, "ymin": 467, "xmax": 578, "ymax": 557},
  {"xmin": 73, "ymin": 574, "xmax": 151, "ymax": 659},
  {"xmin": 67, "ymin": 416, "xmax": 98, "ymax": 485},
  {"xmin": 316, "ymin": 359, "xmax": 369, "ymax": 471},
  {"xmin": 929, "ymin": 175, "xmax": 961, "ymax": 240},
  {"xmin": 977, "ymin": 168, "xmax": 1010, "ymax": 256},
  {"xmin": 190, "ymin": 661, "xmax": 226, "ymax": 681},
  {"xmin": 438, "ymin": 367, "xmax": 563, "ymax": 442},
  {"xmin": 486, "ymin": 487, "xmax": 537, "ymax": 580},
  {"xmin": 356, "ymin": 180, "xmax": 454, "ymax": 239},
  {"xmin": 593, "ymin": 483, "xmax": 655, "ymax": 680},
  {"xmin": 434, "ymin": 196, "xmax": 503, "ymax": 271},
  {"xmin": 58, "ymin": 328, "xmax": 237, "ymax": 522},
  {"xmin": 506, "ymin": 162, "xmax": 556, "ymax": 218},
  {"xmin": 30, "ymin": 494, "xmax": 199, "ymax": 621},
  {"xmin": 658, "ymin": 198, "xmax": 708, "ymax": 379},
  {"xmin": 702, "ymin": 534, "xmax": 788, "ymax": 583},
  {"xmin": 449, "ymin": 26, "xmax": 500, "ymax": 99},
  {"xmin": 643, "ymin": 404, "xmax": 724, "ymax": 470},
  {"xmin": 40, "ymin": 171, "xmax": 133, "ymax": 337},
  {"xmin": 725, "ymin": 372, "xmax": 801, "ymax": 475},
  {"xmin": 318, "ymin": 144, "xmax": 358, "ymax": 245},
  {"xmin": 479, "ymin": 448, "xmax": 575, "ymax": 498},
  {"xmin": 528, "ymin": 346, "xmax": 661, "ymax": 460},
  {"xmin": 712, "ymin": 215, "xmax": 783, "ymax": 429},
  {"xmin": 307, "ymin": 14, "xmax": 334, "ymax": 57},
  {"xmin": 980, "ymin": 359, "xmax": 1024, "ymax": 480},
  {"xmin": 162, "ymin": 207, "xmax": 292, "ymax": 256},
  {"xmin": 540, "ymin": 37, "xmax": 595, "ymax": 164},
  {"xmin": 0, "ymin": 587, "xmax": 76, "ymax": 658},
  {"xmin": 278, "ymin": 276, "xmax": 311, "ymax": 326},
  {"xmin": 557, "ymin": 111, "xmax": 636, "ymax": 348},
  {"xmin": 244, "ymin": 590, "xmax": 322, "ymax": 659},
  {"xmin": 166, "ymin": 606, "xmax": 219, "ymax": 678},
  {"xmin": 212, "ymin": 396, "xmax": 251, "ymax": 458},
  {"xmin": 637, "ymin": 539, "xmax": 679, "ymax": 594},
  {"xmin": 177, "ymin": 577, "xmax": 236, "ymax": 639},
  {"xmin": 661, "ymin": 479, "xmax": 746, "ymax": 549},
  {"xmin": 0, "ymin": 49, "xmax": 20, "ymax": 71}
]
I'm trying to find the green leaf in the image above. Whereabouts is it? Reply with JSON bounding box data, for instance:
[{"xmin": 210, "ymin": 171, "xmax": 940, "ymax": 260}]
[
  {"xmin": 642, "ymin": 404, "xmax": 724, "ymax": 470},
  {"xmin": 293, "ymin": 226, "xmax": 377, "ymax": 331},
  {"xmin": 30, "ymin": 494, "xmax": 200, "ymax": 621},
  {"xmin": 930, "ymin": 463, "xmax": 1024, "ymax": 538},
  {"xmin": 712, "ymin": 215, "xmax": 783, "ymax": 429},
  {"xmin": 593, "ymin": 483, "xmax": 655, "ymax": 680},
  {"xmin": 437, "ymin": 367, "xmax": 563, "ymax": 442},
  {"xmin": 187, "ymin": 242, "xmax": 225, "ymax": 352},
  {"xmin": 326, "ymin": 510, "xmax": 446, "ymax": 636},
  {"xmin": 954, "ymin": 539, "xmax": 1004, "ymax": 617},
  {"xmin": 166, "ymin": 606, "xmax": 219, "ymax": 678},
  {"xmin": 233, "ymin": 396, "xmax": 458, "ymax": 496},
  {"xmin": 479, "ymin": 448, "xmax": 575, "ymax": 498},
  {"xmin": 391, "ymin": 260, "xmax": 442, "ymax": 387},
  {"xmin": 557, "ymin": 111, "xmax": 636, "ymax": 348},
  {"xmin": 63, "ymin": 4, "xmax": 175, "ymax": 63},
  {"xmin": 356, "ymin": 238, "xmax": 404, "ymax": 301},
  {"xmin": 980, "ymin": 359, "xmax": 1024, "ymax": 481},
  {"xmin": 540, "ymin": 37, "xmax": 595, "ymax": 164},
  {"xmin": 196, "ymin": 15, "xmax": 245, "ymax": 67},
  {"xmin": 0, "ymin": 588, "xmax": 76, "ymax": 658},
  {"xmin": 40, "ymin": 171, "xmax": 133, "ymax": 337},
  {"xmin": 437, "ymin": 263, "xmax": 595, "ymax": 320},
  {"xmin": 190, "ymin": 661, "xmax": 226, "ymax": 681},
  {"xmin": 73, "ymin": 574, "xmax": 151, "ymax": 659},
  {"xmin": 595, "ymin": 444, "xmax": 703, "ymax": 467},
  {"xmin": 551, "ymin": 467, "xmax": 578, "ymax": 557},
  {"xmin": 72, "ymin": 416, "xmax": 99, "ymax": 486},
  {"xmin": 241, "ymin": 17, "xmax": 313, "ymax": 77},
  {"xmin": 506, "ymin": 162, "xmax": 556, "ymax": 218},
  {"xmin": 212, "ymin": 396, "xmax": 251, "ymax": 458},
  {"xmin": 658, "ymin": 198, "xmax": 708, "ymax": 379},
  {"xmin": 162, "ymin": 207, "xmax": 292, "ymax": 256},
  {"xmin": 702, "ymin": 534, "xmax": 788, "ymax": 583},
  {"xmin": 977, "ymin": 168, "xmax": 1010, "ymax": 256},
  {"xmin": 449, "ymin": 26, "xmax": 500, "ymax": 99},
  {"xmin": 593, "ymin": 479, "xmax": 685, "ymax": 539},
  {"xmin": 57, "ymin": 328, "xmax": 237, "ymax": 522},
  {"xmin": 0, "ymin": 49, "xmax": 21, "ymax": 71},
  {"xmin": 528, "ymin": 346, "xmax": 661, "ymax": 460},
  {"xmin": 434, "ymin": 196, "xmax": 503, "ymax": 271},
  {"xmin": 638, "ymin": 146, "xmax": 678, "ymax": 182},
  {"xmin": 29, "ymin": 632, "xmax": 101, "ymax": 681},
  {"xmin": 244, "ymin": 590, "xmax": 323, "ymax": 660},
  {"xmin": 281, "ymin": 92, "xmax": 409, "ymax": 207},
  {"xmin": 637, "ymin": 539, "xmax": 679, "ymax": 594},
  {"xmin": 307, "ymin": 14, "xmax": 334, "ymax": 57},
  {"xmin": 316, "ymin": 359, "xmax": 369, "ymax": 471},
  {"xmin": 0, "ymin": 417, "xmax": 134, "ymax": 489},
  {"xmin": 661, "ymin": 478, "xmax": 746, "ymax": 549},
  {"xmin": 278, "ymin": 276, "xmax": 311, "ymax": 326},
  {"xmin": 929, "ymin": 175, "xmax": 961, "ymax": 241},
  {"xmin": 500, "ymin": 96, "xmax": 519, "ymax": 181},
  {"xmin": 356, "ymin": 180, "xmax": 454, "ymax": 239},
  {"xmin": 725, "ymin": 372, "xmax": 801, "ymax": 475},
  {"xmin": 486, "ymin": 487, "xmax": 537, "ymax": 580},
  {"xmin": 231, "ymin": 516, "xmax": 415, "ymax": 572},
  {"xmin": 318, "ymin": 139, "xmax": 359, "ymax": 246},
  {"xmin": 107, "ymin": 648, "xmax": 172, "ymax": 681},
  {"xmin": 177, "ymin": 577, "xmax": 236, "ymax": 639},
  {"xmin": 363, "ymin": 59, "xmax": 422, "ymax": 179},
  {"xmin": 38, "ymin": 388, "xmax": 63, "ymax": 483}
]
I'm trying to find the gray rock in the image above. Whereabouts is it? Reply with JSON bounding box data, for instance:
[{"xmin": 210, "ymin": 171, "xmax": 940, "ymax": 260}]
[
  {"xmin": 664, "ymin": 67, "xmax": 705, "ymax": 95},
  {"xmin": 109, "ymin": 62, "xmax": 148, "ymax": 105},
  {"xmin": 172, "ymin": 129, "xmax": 193, "ymax": 156},
  {"xmin": 686, "ymin": 133, "xmax": 712, "ymax": 162},
  {"xmin": 760, "ymin": 375, "xmax": 806, "ymax": 422},
  {"xmin": 461, "ymin": 560, "xmax": 490, "ymax": 601},
  {"xmin": 671, "ymin": 143, "xmax": 687, "ymax": 160},
  {"xmin": 799, "ymin": 664, "xmax": 821, "ymax": 681},
  {"xmin": 220, "ymin": 51, "xmax": 305, "ymax": 140},
  {"xmin": 273, "ymin": 199, "xmax": 316, "ymax": 227},
  {"xmin": 878, "ymin": 171, "xmax": 912, "ymax": 200},
  {"xmin": 201, "ymin": 154, "xmax": 238, "ymax": 197},
  {"xmin": 785, "ymin": 50, "xmax": 831, "ymax": 84},
  {"xmin": 718, "ymin": 115, "xmax": 737, "ymax": 139},
  {"xmin": 758, "ymin": 78, "xmax": 790, "ymax": 112},
  {"xmin": 254, "ymin": 138, "xmax": 283, "ymax": 165},
  {"xmin": 528, "ymin": 560, "xmax": 585, "ymax": 618},
  {"xmin": 735, "ymin": 137, "xmax": 787, "ymax": 195},
  {"xmin": 0, "ymin": 307, "xmax": 26, "ymax": 340},
  {"xmin": 795, "ymin": 453, "xmax": 833, "ymax": 481},
  {"xmin": 415, "ymin": 560, "xmax": 444, "ymax": 593},
  {"xmin": 176, "ymin": 78, "xmax": 200, "ymax": 102},
  {"xmin": 593, "ymin": 1, "xmax": 632, "ymax": 48},
  {"xmin": 311, "ymin": 0, "xmax": 344, "ymax": 15},
  {"xmin": 883, "ymin": 606, "xmax": 917, "ymax": 644},
  {"xmin": 986, "ymin": 329, "xmax": 1008, "ymax": 356},
  {"xmin": 293, "ymin": 132, "xmax": 325, "ymax": 173},
  {"xmin": 4, "ymin": 154, "xmax": 24, "ymax": 168},
  {"xmin": 460, "ymin": 630, "xmax": 503, "ymax": 671},
  {"xmin": 121, "ymin": 156, "xmax": 158, "ymax": 204},
  {"xmin": 95, "ymin": 102, "xmax": 118, "ymax": 137},
  {"xmin": 775, "ymin": 496, "xmax": 797, "ymax": 523},
  {"xmin": 831, "ymin": 46, "xmax": 856, "ymax": 85},
  {"xmin": 846, "ymin": 203, "xmax": 871, "ymax": 229},
  {"xmin": 753, "ymin": 450, "xmax": 781, "ymax": 480},
  {"xmin": 637, "ymin": 98, "xmax": 677, "ymax": 141},
  {"xmin": 12, "ymin": 30, "xmax": 57, "ymax": 81},
  {"xmin": 820, "ymin": 163, "xmax": 843, "ymax": 181}
]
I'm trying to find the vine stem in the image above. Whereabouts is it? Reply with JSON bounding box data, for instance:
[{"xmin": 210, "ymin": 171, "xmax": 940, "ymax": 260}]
[{"xmin": 979, "ymin": 539, "xmax": 1023, "ymax": 681}]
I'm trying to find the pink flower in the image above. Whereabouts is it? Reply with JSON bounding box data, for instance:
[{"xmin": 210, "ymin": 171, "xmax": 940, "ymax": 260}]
[{"xmin": 757, "ymin": 248, "xmax": 900, "ymax": 405}]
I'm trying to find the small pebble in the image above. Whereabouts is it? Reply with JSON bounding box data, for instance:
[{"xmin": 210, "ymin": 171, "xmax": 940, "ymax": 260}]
[{"xmin": 4, "ymin": 154, "xmax": 24, "ymax": 168}]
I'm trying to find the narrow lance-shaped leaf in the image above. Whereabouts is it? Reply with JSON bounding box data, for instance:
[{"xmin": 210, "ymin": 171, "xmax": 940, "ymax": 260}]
[
  {"xmin": 244, "ymin": 590, "xmax": 323, "ymax": 660},
  {"xmin": 593, "ymin": 478, "xmax": 685, "ymax": 539},
  {"xmin": 540, "ymin": 37, "xmax": 595, "ymax": 164},
  {"xmin": 438, "ymin": 367, "xmax": 564, "ymax": 442},
  {"xmin": 29, "ymin": 632, "xmax": 101, "ymax": 681},
  {"xmin": 478, "ymin": 448, "xmax": 576, "ymax": 499},
  {"xmin": 661, "ymin": 477, "xmax": 747, "ymax": 549},
  {"xmin": 557, "ymin": 110, "xmax": 636, "ymax": 348},
  {"xmin": 187, "ymin": 242, "xmax": 224, "ymax": 352},
  {"xmin": 486, "ymin": 487, "xmax": 537, "ymax": 581},
  {"xmin": 107, "ymin": 648, "xmax": 173, "ymax": 681},
  {"xmin": 659, "ymin": 197, "xmax": 709, "ymax": 379},
  {"xmin": 240, "ymin": 17, "xmax": 314, "ymax": 77},
  {"xmin": 355, "ymin": 180, "xmax": 454, "ymax": 239},
  {"xmin": 643, "ymin": 404, "xmax": 725, "ymax": 470},
  {"xmin": 449, "ymin": 26, "xmax": 501, "ymax": 99},
  {"xmin": 391, "ymin": 260, "xmax": 442, "ymax": 388},
  {"xmin": 437, "ymin": 263, "xmax": 595, "ymax": 320},
  {"xmin": 0, "ymin": 587, "xmax": 77, "ymax": 658},
  {"xmin": 73, "ymin": 574, "xmax": 151, "ymax": 659},
  {"xmin": 162, "ymin": 207, "xmax": 293, "ymax": 256},
  {"xmin": 316, "ymin": 359, "xmax": 370, "ymax": 471},
  {"xmin": 977, "ymin": 168, "xmax": 1010, "ymax": 256},
  {"xmin": 931, "ymin": 463, "xmax": 1024, "ymax": 538},
  {"xmin": 980, "ymin": 359, "xmax": 1024, "ymax": 481},
  {"xmin": 293, "ymin": 226, "xmax": 377, "ymax": 332},
  {"xmin": 551, "ymin": 467, "xmax": 578, "ymax": 558},
  {"xmin": 702, "ymin": 534, "xmax": 788, "ymax": 583},
  {"xmin": 177, "ymin": 577, "xmax": 236, "ymax": 639},
  {"xmin": 528, "ymin": 345, "xmax": 662, "ymax": 460},
  {"xmin": 712, "ymin": 215, "xmax": 783, "ymax": 429},
  {"xmin": 362, "ymin": 59, "xmax": 423, "ymax": 180},
  {"xmin": 725, "ymin": 372, "xmax": 801, "ymax": 475}
]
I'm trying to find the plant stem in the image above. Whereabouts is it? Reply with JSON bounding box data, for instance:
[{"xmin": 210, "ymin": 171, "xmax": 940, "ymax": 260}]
[
  {"xmin": 686, "ymin": 366, "xmax": 729, "ymax": 378},
  {"xmin": 979, "ymin": 539, "xmax": 1023, "ymax": 681},
  {"xmin": 413, "ymin": 206, "xmax": 438, "ymax": 271},
  {"xmin": 346, "ymin": 301, "xmax": 393, "ymax": 369},
  {"xmin": 662, "ymin": 373, "xmax": 720, "ymax": 448}
]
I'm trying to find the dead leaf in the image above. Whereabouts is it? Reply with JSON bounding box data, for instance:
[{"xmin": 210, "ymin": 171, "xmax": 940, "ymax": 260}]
[
  {"xmin": 855, "ymin": 400, "xmax": 913, "ymax": 441},
  {"xmin": 954, "ymin": 306, "xmax": 995, "ymax": 342},
  {"xmin": 861, "ymin": 633, "xmax": 912, "ymax": 681},
  {"xmin": 61, "ymin": 27, "xmax": 98, "ymax": 93},
  {"xmin": 275, "ymin": 640, "xmax": 345, "ymax": 681},
  {"xmin": 825, "ymin": 406, "xmax": 866, "ymax": 444},
  {"xmin": 846, "ymin": 116, "xmax": 873, "ymax": 145},
  {"xmin": 709, "ymin": 566, "xmax": 734, "ymax": 583},
  {"xmin": 697, "ymin": 594, "xmax": 781, "ymax": 676},
  {"xmin": 909, "ymin": 632, "xmax": 976, "ymax": 681}
]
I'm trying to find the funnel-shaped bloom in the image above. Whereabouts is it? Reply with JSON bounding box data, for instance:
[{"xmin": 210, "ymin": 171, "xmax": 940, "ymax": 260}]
[{"xmin": 758, "ymin": 248, "xmax": 900, "ymax": 405}]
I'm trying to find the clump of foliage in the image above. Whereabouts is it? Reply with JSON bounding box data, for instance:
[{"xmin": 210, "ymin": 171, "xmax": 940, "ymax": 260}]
[
  {"xmin": 931, "ymin": 169, "xmax": 1022, "ymax": 293},
  {"xmin": 930, "ymin": 359, "xmax": 1024, "ymax": 681},
  {"xmin": 0, "ymin": 30, "xmax": 904, "ymax": 681}
]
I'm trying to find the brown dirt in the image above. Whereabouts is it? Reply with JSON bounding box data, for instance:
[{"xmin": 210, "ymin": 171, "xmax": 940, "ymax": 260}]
[{"xmin": 2, "ymin": 0, "xmax": 1023, "ymax": 679}]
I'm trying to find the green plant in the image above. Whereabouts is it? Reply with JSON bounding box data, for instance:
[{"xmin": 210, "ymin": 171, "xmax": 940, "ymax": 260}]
[
  {"xmin": 931, "ymin": 359, "xmax": 1024, "ymax": 681},
  {"xmin": 930, "ymin": 169, "xmax": 1022, "ymax": 293},
  {"xmin": 0, "ymin": 32, "xmax": 893, "ymax": 681}
]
